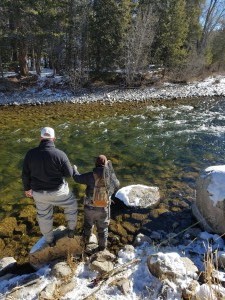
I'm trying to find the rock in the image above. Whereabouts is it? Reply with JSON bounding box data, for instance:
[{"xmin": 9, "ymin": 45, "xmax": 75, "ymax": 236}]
[
  {"xmin": 150, "ymin": 231, "xmax": 162, "ymax": 240},
  {"xmin": 90, "ymin": 259, "xmax": 114, "ymax": 274},
  {"xmin": 51, "ymin": 261, "xmax": 73, "ymax": 278},
  {"xmin": 157, "ymin": 279, "xmax": 182, "ymax": 299},
  {"xmin": 19, "ymin": 205, "xmax": 36, "ymax": 225},
  {"xmin": 14, "ymin": 223, "xmax": 27, "ymax": 234},
  {"xmin": 0, "ymin": 238, "xmax": 5, "ymax": 251},
  {"xmin": 115, "ymin": 184, "xmax": 160, "ymax": 208},
  {"xmin": 122, "ymin": 222, "xmax": 137, "ymax": 234},
  {"xmin": 109, "ymin": 220, "xmax": 128, "ymax": 237},
  {"xmin": 118, "ymin": 245, "xmax": 135, "ymax": 263},
  {"xmin": 193, "ymin": 166, "xmax": 225, "ymax": 234},
  {"xmin": 39, "ymin": 282, "xmax": 58, "ymax": 299},
  {"xmin": 217, "ymin": 251, "xmax": 225, "ymax": 269},
  {"xmin": 212, "ymin": 269, "xmax": 225, "ymax": 287},
  {"xmin": 89, "ymin": 249, "xmax": 116, "ymax": 274},
  {"xmin": 0, "ymin": 217, "xmax": 18, "ymax": 237},
  {"xmin": 147, "ymin": 252, "xmax": 198, "ymax": 282},
  {"xmin": 182, "ymin": 280, "xmax": 200, "ymax": 300},
  {"xmin": 0, "ymin": 257, "xmax": 17, "ymax": 276},
  {"xmin": 89, "ymin": 249, "xmax": 116, "ymax": 263},
  {"xmin": 29, "ymin": 227, "xmax": 83, "ymax": 269},
  {"xmin": 195, "ymin": 283, "xmax": 225, "ymax": 300},
  {"xmin": 58, "ymin": 281, "xmax": 76, "ymax": 296},
  {"xmin": 110, "ymin": 278, "xmax": 131, "ymax": 295},
  {"xmin": 133, "ymin": 233, "xmax": 152, "ymax": 246}
]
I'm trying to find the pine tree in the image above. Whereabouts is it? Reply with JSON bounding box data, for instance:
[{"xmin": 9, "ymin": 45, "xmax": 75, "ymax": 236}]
[
  {"xmin": 89, "ymin": 0, "xmax": 132, "ymax": 74},
  {"xmin": 153, "ymin": 0, "xmax": 189, "ymax": 68}
]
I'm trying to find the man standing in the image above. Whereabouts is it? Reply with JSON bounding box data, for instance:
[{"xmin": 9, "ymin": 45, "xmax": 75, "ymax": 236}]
[{"xmin": 22, "ymin": 127, "xmax": 77, "ymax": 247}]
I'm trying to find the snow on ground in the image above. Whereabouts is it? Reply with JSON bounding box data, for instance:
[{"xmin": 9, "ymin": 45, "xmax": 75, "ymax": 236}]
[
  {"xmin": 0, "ymin": 230, "xmax": 225, "ymax": 300},
  {"xmin": 1, "ymin": 69, "xmax": 225, "ymax": 106}
]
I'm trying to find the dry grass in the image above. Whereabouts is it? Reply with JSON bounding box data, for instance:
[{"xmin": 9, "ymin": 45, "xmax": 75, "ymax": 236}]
[
  {"xmin": 66, "ymin": 252, "xmax": 79, "ymax": 275},
  {"xmin": 196, "ymin": 248, "xmax": 224, "ymax": 300}
]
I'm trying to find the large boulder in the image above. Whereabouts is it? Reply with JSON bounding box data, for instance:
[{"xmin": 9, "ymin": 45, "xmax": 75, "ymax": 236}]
[
  {"xmin": 115, "ymin": 184, "xmax": 160, "ymax": 208},
  {"xmin": 29, "ymin": 226, "xmax": 83, "ymax": 269},
  {"xmin": 193, "ymin": 165, "xmax": 225, "ymax": 234}
]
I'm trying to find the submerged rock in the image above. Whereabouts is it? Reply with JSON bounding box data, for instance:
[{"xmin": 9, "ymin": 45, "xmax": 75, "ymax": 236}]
[{"xmin": 0, "ymin": 217, "xmax": 18, "ymax": 237}]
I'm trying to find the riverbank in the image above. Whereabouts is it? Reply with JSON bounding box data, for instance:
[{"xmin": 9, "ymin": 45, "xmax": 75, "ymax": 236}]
[{"xmin": 1, "ymin": 71, "xmax": 225, "ymax": 106}]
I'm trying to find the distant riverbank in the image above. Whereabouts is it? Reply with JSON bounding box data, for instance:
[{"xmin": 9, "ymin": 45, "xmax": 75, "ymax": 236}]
[{"xmin": 1, "ymin": 73, "xmax": 225, "ymax": 106}]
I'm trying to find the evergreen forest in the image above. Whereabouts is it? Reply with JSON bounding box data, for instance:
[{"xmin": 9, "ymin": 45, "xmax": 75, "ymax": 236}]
[{"xmin": 0, "ymin": 0, "xmax": 225, "ymax": 87}]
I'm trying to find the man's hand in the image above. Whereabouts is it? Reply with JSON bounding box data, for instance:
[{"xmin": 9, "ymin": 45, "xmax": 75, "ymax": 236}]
[{"xmin": 25, "ymin": 189, "xmax": 33, "ymax": 198}]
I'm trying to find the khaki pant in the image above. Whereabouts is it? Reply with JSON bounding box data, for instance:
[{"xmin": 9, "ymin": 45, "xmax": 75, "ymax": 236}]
[
  {"xmin": 83, "ymin": 205, "xmax": 109, "ymax": 249},
  {"xmin": 33, "ymin": 183, "xmax": 77, "ymax": 243}
]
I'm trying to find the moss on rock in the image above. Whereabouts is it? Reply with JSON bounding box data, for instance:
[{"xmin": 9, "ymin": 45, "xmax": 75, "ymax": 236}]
[
  {"xmin": 131, "ymin": 213, "xmax": 149, "ymax": 221},
  {"xmin": 19, "ymin": 205, "xmax": 36, "ymax": 226},
  {"xmin": 0, "ymin": 217, "xmax": 18, "ymax": 237},
  {"xmin": 109, "ymin": 220, "xmax": 127, "ymax": 237},
  {"xmin": 122, "ymin": 222, "xmax": 137, "ymax": 234},
  {"xmin": 0, "ymin": 238, "xmax": 5, "ymax": 251}
]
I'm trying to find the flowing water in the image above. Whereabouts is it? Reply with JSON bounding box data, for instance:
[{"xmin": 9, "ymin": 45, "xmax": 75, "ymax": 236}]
[
  {"xmin": 1, "ymin": 97, "xmax": 225, "ymax": 209},
  {"xmin": 1, "ymin": 96, "xmax": 225, "ymax": 261}
]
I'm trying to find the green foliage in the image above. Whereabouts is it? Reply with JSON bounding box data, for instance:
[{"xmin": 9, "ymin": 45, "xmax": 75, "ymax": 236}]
[
  {"xmin": 89, "ymin": 0, "xmax": 133, "ymax": 72},
  {"xmin": 153, "ymin": 0, "xmax": 189, "ymax": 68},
  {"xmin": 210, "ymin": 27, "xmax": 225, "ymax": 69},
  {"xmin": 185, "ymin": 0, "xmax": 203, "ymax": 47},
  {"xmin": 0, "ymin": 0, "xmax": 224, "ymax": 80}
]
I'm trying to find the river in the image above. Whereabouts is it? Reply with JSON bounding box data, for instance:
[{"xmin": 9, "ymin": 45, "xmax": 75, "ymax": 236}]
[{"xmin": 0, "ymin": 96, "xmax": 225, "ymax": 262}]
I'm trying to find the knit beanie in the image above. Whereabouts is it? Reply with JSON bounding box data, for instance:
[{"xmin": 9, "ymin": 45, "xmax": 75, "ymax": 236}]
[{"xmin": 95, "ymin": 155, "xmax": 107, "ymax": 167}]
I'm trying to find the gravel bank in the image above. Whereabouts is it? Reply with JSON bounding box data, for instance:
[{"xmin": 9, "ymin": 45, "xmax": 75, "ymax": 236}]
[{"xmin": 1, "ymin": 75, "xmax": 225, "ymax": 106}]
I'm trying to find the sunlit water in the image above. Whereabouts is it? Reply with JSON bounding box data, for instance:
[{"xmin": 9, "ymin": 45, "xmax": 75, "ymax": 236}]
[{"xmin": 1, "ymin": 96, "xmax": 225, "ymax": 218}]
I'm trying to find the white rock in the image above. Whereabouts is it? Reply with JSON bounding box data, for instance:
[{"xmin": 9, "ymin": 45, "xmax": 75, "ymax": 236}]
[
  {"xmin": 193, "ymin": 165, "xmax": 225, "ymax": 234},
  {"xmin": 115, "ymin": 184, "xmax": 160, "ymax": 208}
]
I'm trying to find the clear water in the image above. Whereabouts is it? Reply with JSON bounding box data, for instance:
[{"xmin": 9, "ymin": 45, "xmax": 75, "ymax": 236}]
[{"xmin": 1, "ymin": 97, "xmax": 225, "ymax": 217}]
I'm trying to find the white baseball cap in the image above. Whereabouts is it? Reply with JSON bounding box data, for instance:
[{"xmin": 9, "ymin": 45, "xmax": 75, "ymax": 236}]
[{"xmin": 41, "ymin": 127, "xmax": 55, "ymax": 139}]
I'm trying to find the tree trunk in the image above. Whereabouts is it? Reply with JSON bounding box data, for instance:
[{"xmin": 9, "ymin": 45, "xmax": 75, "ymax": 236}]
[
  {"xmin": 35, "ymin": 48, "xmax": 42, "ymax": 76},
  {"xmin": 0, "ymin": 54, "xmax": 3, "ymax": 78},
  {"xmin": 18, "ymin": 41, "xmax": 28, "ymax": 76}
]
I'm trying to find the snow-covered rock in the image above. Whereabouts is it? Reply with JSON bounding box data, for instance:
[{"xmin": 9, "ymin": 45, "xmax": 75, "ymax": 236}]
[
  {"xmin": 115, "ymin": 184, "xmax": 160, "ymax": 208},
  {"xmin": 193, "ymin": 165, "xmax": 225, "ymax": 234},
  {"xmin": 147, "ymin": 252, "xmax": 198, "ymax": 282}
]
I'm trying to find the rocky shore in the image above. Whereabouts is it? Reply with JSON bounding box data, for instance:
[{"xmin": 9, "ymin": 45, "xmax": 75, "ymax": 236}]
[
  {"xmin": 0, "ymin": 73, "xmax": 225, "ymax": 106},
  {"xmin": 1, "ymin": 181, "xmax": 225, "ymax": 299}
]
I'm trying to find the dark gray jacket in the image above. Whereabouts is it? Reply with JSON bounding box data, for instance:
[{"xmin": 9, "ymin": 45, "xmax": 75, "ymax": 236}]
[{"xmin": 22, "ymin": 139, "xmax": 73, "ymax": 191}]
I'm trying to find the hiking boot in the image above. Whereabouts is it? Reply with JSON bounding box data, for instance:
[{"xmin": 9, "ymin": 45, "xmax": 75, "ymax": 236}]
[
  {"xmin": 85, "ymin": 244, "xmax": 99, "ymax": 255},
  {"xmin": 68, "ymin": 229, "xmax": 75, "ymax": 238},
  {"xmin": 98, "ymin": 246, "xmax": 106, "ymax": 252},
  {"xmin": 47, "ymin": 239, "xmax": 56, "ymax": 247}
]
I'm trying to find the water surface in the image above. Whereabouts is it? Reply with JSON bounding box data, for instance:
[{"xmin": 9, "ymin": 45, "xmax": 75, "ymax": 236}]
[{"xmin": 1, "ymin": 97, "xmax": 225, "ymax": 215}]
